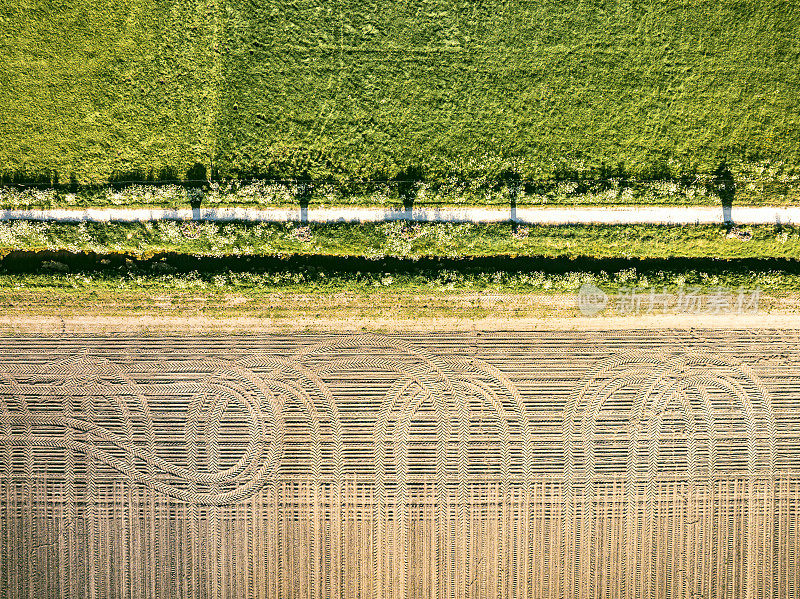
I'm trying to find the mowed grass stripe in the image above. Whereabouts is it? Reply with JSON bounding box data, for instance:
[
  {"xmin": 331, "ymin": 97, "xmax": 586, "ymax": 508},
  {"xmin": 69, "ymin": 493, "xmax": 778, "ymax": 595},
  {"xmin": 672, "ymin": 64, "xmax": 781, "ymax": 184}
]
[{"xmin": 214, "ymin": 0, "xmax": 800, "ymax": 181}]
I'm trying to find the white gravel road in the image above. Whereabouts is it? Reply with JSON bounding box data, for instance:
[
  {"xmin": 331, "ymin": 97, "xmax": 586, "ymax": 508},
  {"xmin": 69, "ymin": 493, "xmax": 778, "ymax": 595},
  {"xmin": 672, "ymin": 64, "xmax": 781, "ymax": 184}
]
[{"xmin": 1, "ymin": 205, "xmax": 798, "ymax": 225}]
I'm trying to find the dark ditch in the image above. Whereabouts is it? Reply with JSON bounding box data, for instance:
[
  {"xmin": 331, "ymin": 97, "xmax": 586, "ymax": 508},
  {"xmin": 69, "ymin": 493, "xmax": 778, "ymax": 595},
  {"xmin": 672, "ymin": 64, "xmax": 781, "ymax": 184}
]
[{"xmin": 1, "ymin": 251, "xmax": 799, "ymax": 280}]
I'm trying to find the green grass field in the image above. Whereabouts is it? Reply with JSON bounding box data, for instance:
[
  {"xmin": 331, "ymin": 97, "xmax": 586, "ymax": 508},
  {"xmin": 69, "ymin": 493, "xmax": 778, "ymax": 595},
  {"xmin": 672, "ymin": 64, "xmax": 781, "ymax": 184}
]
[
  {"xmin": 1, "ymin": 0, "xmax": 798, "ymax": 194},
  {"xmin": 0, "ymin": 0, "xmax": 216, "ymax": 182}
]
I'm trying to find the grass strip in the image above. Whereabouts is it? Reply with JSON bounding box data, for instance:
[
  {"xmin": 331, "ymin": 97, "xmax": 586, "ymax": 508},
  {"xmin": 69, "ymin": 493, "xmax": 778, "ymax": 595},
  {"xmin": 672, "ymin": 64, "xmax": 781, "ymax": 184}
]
[
  {"xmin": 1, "ymin": 222, "xmax": 798, "ymax": 260},
  {"xmin": 2, "ymin": 251, "xmax": 799, "ymax": 292},
  {"xmin": 2, "ymin": 176, "xmax": 800, "ymax": 210}
]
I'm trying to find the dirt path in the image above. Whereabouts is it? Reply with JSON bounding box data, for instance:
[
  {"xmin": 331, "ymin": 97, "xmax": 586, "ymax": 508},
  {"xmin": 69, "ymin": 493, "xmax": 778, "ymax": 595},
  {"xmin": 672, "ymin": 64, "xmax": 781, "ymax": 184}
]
[
  {"xmin": 2, "ymin": 311, "xmax": 799, "ymax": 334},
  {"xmin": 2, "ymin": 290, "xmax": 799, "ymax": 334},
  {"xmin": 2, "ymin": 205, "xmax": 800, "ymax": 224}
]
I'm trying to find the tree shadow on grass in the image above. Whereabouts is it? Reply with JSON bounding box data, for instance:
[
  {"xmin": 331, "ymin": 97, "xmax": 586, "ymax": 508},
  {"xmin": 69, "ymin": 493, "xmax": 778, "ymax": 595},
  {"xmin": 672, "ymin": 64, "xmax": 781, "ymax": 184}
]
[
  {"xmin": 713, "ymin": 161, "xmax": 735, "ymax": 228},
  {"xmin": 296, "ymin": 171, "xmax": 314, "ymax": 224},
  {"xmin": 393, "ymin": 165, "xmax": 424, "ymax": 216},
  {"xmin": 497, "ymin": 169, "xmax": 521, "ymax": 231}
]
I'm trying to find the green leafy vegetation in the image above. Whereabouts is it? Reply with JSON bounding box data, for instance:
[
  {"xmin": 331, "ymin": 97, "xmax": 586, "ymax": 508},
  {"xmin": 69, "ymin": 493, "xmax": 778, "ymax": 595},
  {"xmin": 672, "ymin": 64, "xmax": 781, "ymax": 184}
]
[
  {"xmin": 1, "ymin": 0, "xmax": 798, "ymax": 197},
  {"xmin": 3, "ymin": 267, "xmax": 799, "ymax": 297},
  {"xmin": 2, "ymin": 222, "xmax": 799, "ymax": 313},
  {"xmin": 1, "ymin": 255, "xmax": 799, "ymax": 325},
  {"xmin": 2, "ymin": 175, "xmax": 799, "ymax": 209},
  {"xmin": 1, "ymin": 222, "xmax": 798, "ymax": 260},
  {"xmin": 3, "ymin": 222, "xmax": 799, "ymax": 319}
]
